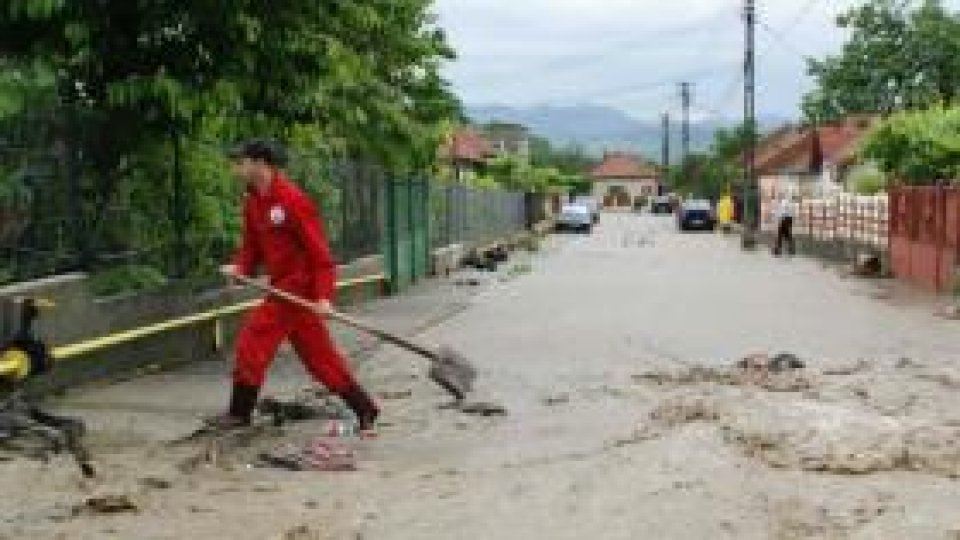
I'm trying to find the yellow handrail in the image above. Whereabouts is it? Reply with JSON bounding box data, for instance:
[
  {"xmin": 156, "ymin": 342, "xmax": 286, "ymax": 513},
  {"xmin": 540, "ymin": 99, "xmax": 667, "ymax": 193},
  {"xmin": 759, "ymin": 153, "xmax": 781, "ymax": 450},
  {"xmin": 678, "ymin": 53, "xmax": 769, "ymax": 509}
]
[{"xmin": 49, "ymin": 273, "xmax": 386, "ymax": 360}]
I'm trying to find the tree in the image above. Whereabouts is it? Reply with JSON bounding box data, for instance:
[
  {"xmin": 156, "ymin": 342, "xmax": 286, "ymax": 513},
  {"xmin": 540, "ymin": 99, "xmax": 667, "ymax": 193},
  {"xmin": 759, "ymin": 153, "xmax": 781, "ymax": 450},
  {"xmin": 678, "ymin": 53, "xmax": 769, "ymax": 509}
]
[
  {"xmin": 0, "ymin": 0, "xmax": 460, "ymax": 281},
  {"xmin": 803, "ymin": 0, "xmax": 960, "ymax": 122},
  {"xmin": 0, "ymin": 0, "xmax": 460, "ymax": 168},
  {"xmin": 860, "ymin": 105, "xmax": 960, "ymax": 184},
  {"xmin": 669, "ymin": 123, "xmax": 754, "ymax": 199},
  {"xmin": 527, "ymin": 136, "xmax": 595, "ymax": 193}
]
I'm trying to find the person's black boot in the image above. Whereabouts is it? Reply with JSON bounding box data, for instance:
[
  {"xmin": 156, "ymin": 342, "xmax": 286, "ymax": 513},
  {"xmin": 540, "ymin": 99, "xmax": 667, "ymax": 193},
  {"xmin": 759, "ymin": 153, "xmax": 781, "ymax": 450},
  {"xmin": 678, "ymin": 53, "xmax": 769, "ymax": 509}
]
[
  {"xmin": 207, "ymin": 383, "xmax": 260, "ymax": 430},
  {"xmin": 339, "ymin": 385, "xmax": 380, "ymax": 434}
]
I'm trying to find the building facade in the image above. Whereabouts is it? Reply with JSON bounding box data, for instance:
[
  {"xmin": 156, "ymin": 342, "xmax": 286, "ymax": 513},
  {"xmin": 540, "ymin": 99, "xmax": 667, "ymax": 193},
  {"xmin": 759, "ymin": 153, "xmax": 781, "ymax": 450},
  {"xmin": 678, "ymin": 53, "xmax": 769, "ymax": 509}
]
[{"xmin": 589, "ymin": 151, "xmax": 661, "ymax": 209}]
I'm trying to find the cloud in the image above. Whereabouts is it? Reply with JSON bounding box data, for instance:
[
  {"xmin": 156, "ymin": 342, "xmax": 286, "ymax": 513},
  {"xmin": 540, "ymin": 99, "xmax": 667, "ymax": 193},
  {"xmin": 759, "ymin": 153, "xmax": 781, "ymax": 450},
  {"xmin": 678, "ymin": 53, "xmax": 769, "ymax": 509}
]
[{"xmin": 434, "ymin": 0, "xmax": 959, "ymax": 121}]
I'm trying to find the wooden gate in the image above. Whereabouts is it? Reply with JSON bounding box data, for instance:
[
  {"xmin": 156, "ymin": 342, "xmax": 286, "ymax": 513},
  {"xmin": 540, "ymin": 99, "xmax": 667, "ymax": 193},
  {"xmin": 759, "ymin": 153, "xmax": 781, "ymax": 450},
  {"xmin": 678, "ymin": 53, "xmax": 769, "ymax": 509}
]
[{"xmin": 889, "ymin": 186, "xmax": 960, "ymax": 292}]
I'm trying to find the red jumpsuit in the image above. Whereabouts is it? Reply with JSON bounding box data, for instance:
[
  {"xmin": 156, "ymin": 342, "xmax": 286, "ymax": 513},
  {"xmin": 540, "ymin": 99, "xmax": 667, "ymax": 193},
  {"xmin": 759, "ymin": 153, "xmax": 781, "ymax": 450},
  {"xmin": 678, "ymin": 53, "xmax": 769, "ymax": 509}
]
[{"xmin": 231, "ymin": 172, "xmax": 358, "ymax": 393}]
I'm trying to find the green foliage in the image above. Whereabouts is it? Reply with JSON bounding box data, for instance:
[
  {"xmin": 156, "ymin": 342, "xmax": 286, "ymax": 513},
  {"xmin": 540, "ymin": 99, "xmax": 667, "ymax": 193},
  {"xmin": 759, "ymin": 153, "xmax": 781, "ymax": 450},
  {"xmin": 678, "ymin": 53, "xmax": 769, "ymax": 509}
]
[
  {"xmin": 0, "ymin": 0, "xmax": 460, "ymax": 168},
  {"xmin": 670, "ymin": 123, "xmax": 754, "ymax": 199},
  {"xmin": 88, "ymin": 264, "xmax": 168, "ymax": 298},
  {"xmin": 476, "ymin": 149, "xmax": 586, "ymax": 194},
  {"xmin": 804, "ymin": 0, "xmax": 960, "ymax": 122},
  {"xmin": 860, "ymin": 105, "xmax": 960, "ymax": 183},
  {"xmin": 484, "ymin": 154, "xmax": 530, "ymax": 191},
  {"xmin": 0, "ymin": 59, "xmax": 55, "ymax": 118},
  {"xmin": 468, "ymin": 175, "xmax": 502, "ymax": 190},
  {"xmin": 530, "ymin": 137, "xmax": 595, "ymax": 175},
  {"xmin": 0, "ymin": 0, "xmax": 461, "ymax": 291},
  {"xmin": 848, "ymin": 167, "xmax": 888, "ymax": 194},
  {"xmin": 513, "ymin": 136, "xmax": 595, "ymax": 193}
]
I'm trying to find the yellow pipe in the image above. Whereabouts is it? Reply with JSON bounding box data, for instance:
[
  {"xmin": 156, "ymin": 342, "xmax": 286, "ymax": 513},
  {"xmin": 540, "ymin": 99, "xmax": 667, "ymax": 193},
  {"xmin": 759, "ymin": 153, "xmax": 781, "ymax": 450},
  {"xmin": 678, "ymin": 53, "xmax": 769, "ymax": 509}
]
[
  {"xmin": 50, "ymin": 274, "xmax": 386, "ymax": 361},
  {"xmin": 51, "ymin": 299, "xmax": 262, "ymax": 359}
]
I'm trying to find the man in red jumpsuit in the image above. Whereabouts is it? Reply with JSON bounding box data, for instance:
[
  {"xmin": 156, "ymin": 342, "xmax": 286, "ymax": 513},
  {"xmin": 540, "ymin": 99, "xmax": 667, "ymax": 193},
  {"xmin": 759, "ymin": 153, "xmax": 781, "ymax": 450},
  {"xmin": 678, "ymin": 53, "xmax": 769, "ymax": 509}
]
[{"xmin": 215, "ymin": 139, "xmax": 379, "ymax": 432}]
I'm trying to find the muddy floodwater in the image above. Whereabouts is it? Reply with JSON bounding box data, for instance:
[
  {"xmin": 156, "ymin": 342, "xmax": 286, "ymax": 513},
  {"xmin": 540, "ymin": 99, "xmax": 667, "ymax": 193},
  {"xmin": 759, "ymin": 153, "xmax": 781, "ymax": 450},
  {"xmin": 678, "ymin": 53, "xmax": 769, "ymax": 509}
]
[{"xmin": 3, "ymin": 215, "xmax": 959, "ymax": 540}]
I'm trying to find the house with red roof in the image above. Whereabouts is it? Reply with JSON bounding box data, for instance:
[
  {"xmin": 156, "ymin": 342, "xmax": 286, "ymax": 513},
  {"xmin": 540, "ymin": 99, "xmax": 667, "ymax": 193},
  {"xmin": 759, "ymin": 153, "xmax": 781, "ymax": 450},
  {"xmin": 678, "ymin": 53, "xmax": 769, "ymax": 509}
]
[
  {"xmin": 440, "ymin": 127, "xmax": 495, "ymax": 182},
  {"xmin": 755, "ymin": 115, "xmax": 878, "ymax": 201},
  {"xmin": 589, "ymin": 151, "xmax": 662, "ymax": 209}
]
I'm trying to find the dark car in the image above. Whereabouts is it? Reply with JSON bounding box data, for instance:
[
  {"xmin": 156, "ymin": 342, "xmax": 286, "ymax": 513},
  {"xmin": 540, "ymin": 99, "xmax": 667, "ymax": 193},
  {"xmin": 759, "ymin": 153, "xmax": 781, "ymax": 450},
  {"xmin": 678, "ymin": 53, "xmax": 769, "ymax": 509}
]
[{"xmin": 677, "ymin": 199, "xmax": 716, "ymax": 231}]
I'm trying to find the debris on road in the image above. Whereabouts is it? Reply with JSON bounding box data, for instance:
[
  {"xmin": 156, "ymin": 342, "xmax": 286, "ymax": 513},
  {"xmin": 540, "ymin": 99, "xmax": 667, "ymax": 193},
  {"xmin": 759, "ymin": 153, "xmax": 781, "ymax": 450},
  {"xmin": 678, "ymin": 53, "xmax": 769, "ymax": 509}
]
[
  {"xmin": 257, "ymin": 395, "xmax": 346, "ymax": 427},
  {"xmin": 724, "ymin": 397, "xmax": 960, "ymax": 477},
  {"xmin": 633, "ymin": 371, "xmax": 960, "ymax": 479},
  {"xmin": 822, "ymin": 360, "xmax": 871, "ymax": 376},
  {"xmin": 648, "ymin": 392, "xmax": 725, "ymax": 430},
  {"xmin": 377, "ymin": 390, "xmax": 413, "ymax": 401},
  {"xmin": 279, "ymin": 524, "xmax": 324, "ymax": 540},
  {"xmin": 462, "ymin": 251, "xmax": 498, "ymax": 272},
  {"xmin": 138, "ymin": 477, "xmax": 172, "ymax": 490},
  {"xmin": 446, "ymin": 401, "xmax": 508, "ymax": 417},
  {"xmin": 542, "ymin": 393, "xmax": 571, "ymax": 406},
  {"xmin": 633, "ymin": 354, "xmax": 812, "ymax": 393},
  {"xmin": 768, "ymin": 492, "xmax": 895, "ymax": 539},
  {"xmin": 256, "ymin": 437, "xmax": 358, "ymax": 472},
  {"xmin": 176, "ymin": 423, "xmax": 279, "ymax": 473},
  {"xmin": 74, "ymin": 495, "xmax": 138, "ymax": 516},
  {"xmin": 737, "ymin": 352, "xmax": 805, "ymax": 371},
  {"xmin": 851, "ymin": 251, "xmax": 883, "ymax": 278}
]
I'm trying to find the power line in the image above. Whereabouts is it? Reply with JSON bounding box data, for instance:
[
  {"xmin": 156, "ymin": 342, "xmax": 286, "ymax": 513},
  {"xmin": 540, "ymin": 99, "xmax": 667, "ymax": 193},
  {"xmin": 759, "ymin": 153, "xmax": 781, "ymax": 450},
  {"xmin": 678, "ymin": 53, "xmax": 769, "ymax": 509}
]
[
  {"xmin": 693, "ymin": 73, "xmax": 743, "ymax": 123},
  {"xmin": 757, "ymin": 20, "xmax": 807, "ymax": 59},
  {"xmin": 475, "ymin": 4, "xmax": 743, "ymax": 80},
  {"xmin": 779, "ymin": 0, "xmax": 825, "ymax": 35},
  {"xmin": 550, "ymin": 61, "xmax": 739, "ymax": 102}
]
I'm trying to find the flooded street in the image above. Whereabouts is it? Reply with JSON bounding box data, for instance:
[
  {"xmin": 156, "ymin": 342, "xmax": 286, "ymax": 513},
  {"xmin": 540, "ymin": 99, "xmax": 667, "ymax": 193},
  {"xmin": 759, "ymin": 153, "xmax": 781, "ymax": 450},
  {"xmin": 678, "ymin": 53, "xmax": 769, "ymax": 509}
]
[{"xmin": 4, "ymin": 214, "xmax": 960, "ymax": 539}]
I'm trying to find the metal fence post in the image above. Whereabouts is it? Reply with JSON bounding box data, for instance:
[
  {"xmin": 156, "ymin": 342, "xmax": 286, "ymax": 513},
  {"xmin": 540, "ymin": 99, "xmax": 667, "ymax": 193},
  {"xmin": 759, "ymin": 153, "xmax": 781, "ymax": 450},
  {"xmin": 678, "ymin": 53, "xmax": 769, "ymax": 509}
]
[
  {"xmin": 65, "ymin": 104, "xmax": 89, "ymax": 271},
  {"xmin": 171, "ymin": 127, "xmax": 187, "ymax": 278}
]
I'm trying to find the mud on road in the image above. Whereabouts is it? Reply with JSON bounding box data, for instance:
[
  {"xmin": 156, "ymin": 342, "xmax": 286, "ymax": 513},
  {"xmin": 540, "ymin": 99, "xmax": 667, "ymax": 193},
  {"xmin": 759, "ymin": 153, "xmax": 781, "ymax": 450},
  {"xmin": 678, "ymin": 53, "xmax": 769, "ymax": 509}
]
[{"xmin": 3, "ymin": 214, "xmax": 960, "ymax": 540}]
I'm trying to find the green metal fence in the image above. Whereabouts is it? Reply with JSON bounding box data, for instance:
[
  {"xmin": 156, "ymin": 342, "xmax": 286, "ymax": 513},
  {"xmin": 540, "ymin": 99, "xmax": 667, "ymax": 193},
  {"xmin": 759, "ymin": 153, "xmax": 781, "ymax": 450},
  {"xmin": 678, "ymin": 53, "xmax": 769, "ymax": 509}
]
[
  {"xmin": 0, "ymin": 107, "xmax": 383, "ymax": 290},
  {"xmin": 429, "ymin": 184, "xmax": 527, "ymax": 250},
  {"xmin": 2, "ymin": 107, "xmax": 531, "ymax": 295}
]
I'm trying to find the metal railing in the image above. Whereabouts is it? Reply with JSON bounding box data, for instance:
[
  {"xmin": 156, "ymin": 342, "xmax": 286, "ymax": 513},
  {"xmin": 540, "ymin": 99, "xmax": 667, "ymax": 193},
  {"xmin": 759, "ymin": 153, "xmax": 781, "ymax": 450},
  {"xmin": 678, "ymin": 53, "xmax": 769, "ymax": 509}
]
[{"xmin": 430, "ymin": 184, "xmax": 526, "ymax": 250}]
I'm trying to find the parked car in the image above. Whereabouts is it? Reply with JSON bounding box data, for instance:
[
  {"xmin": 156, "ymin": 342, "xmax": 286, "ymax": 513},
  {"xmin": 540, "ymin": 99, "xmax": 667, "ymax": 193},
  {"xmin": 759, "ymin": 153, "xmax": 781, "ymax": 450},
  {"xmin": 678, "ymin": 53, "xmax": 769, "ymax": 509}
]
[
  {"xmin": 651, "ymin": 195, "xmax": 674, "ymax": 215},
  {"xmin": 573, "ymin": 196, "xmax": 600, "ymax": 223},
  {"xmin": 677, "ymin": 199, "xmax": 716, "ymax": 231},
  {"xmin": 556, "ymin": 204, "xmax": 593, "ymax": 233}
]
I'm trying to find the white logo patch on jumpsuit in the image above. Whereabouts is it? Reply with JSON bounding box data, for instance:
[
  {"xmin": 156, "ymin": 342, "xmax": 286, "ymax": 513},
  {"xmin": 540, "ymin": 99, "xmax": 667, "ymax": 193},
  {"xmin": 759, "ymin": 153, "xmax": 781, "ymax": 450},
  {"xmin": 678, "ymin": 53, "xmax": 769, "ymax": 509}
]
[{"xmin": 269, "ymin": 205, "xmax": 286, "ymax": 226}]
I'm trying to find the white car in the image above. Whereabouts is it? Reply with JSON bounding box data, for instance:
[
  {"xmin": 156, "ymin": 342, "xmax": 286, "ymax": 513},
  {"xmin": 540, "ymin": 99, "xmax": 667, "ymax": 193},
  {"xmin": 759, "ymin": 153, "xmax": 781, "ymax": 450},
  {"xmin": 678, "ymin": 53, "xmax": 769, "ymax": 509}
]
[
  {"xmin": 573, "ymin": 196, "xmax": 600, "ymax": 223},
  {"xmin": 556, "ymin": 204, "xmax": 593, "ymax": 233}
]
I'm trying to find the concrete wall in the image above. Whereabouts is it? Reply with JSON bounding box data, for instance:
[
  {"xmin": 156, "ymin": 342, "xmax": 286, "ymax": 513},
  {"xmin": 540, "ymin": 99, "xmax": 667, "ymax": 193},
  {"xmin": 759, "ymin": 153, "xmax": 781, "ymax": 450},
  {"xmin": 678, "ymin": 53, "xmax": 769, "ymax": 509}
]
[{"xmin": 1, "ymin": 256, "xmax": 384, "ymax": 393}]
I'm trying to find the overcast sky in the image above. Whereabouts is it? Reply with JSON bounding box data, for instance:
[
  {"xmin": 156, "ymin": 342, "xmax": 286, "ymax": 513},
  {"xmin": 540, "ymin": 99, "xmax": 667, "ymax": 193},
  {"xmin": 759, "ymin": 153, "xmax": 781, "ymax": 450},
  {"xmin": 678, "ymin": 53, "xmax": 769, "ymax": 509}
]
[{"xmin": 434, "ymin": 0, "xmax": 960, "ymax": 123}]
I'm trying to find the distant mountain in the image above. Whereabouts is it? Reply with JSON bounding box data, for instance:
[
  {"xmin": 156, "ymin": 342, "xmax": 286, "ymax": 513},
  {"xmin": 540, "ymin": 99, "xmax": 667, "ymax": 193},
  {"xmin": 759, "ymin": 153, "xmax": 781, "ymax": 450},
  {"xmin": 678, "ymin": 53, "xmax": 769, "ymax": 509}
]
[{"xmin": 467, "ymin": 104, "xmax": 787, "ymax": 161}]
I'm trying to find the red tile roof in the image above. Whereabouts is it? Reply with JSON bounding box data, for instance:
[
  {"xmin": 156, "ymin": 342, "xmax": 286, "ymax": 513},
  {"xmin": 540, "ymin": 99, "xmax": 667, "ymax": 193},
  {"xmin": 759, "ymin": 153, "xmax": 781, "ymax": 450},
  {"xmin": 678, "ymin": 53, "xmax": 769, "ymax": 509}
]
[
  {"xmin": 590, "ymin": 151, "xmax": 660, "ymax": 180},
  {"xmin": 755, "ymin": 116, "xmax": 877, "ymax": 176},
  {"xmin": 441, "ymin": 128, "xmax": 494, "ymax": 164}
]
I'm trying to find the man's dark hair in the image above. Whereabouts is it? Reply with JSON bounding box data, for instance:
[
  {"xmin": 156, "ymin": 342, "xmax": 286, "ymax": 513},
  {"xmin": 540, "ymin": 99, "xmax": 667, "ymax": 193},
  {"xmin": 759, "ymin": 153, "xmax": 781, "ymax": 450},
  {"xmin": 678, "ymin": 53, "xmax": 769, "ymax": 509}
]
[{"xmin": 228, "ymin": 138, "xmax": 288, "ymax": 167}]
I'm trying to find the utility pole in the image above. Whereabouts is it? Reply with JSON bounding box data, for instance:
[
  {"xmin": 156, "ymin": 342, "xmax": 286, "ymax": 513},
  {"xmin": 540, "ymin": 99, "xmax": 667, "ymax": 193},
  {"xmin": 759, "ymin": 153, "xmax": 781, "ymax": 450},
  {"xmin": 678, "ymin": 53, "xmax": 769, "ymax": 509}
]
[
  {"xmin": 679, "ymin": 82, "xmax": 692, "ymax": 170},
  {"xmin": 743, "ymin": 0, "xmax": 757, "ymax": 236},
  {"xmin": 679, "ymin": 82, "xmax": 695, "ymax": 196},
  {"xmin": 661, "ymin": 112, "xmax": 671, "ymax": 196},
  {"xmin": 661, "ymin": 112, "xmax": 670, "ymax": 170}
]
